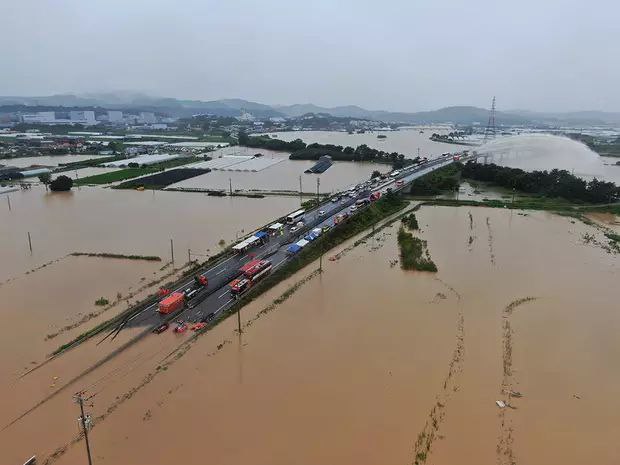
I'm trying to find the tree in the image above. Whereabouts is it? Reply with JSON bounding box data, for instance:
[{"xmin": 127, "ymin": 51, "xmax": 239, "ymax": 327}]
[
  {"xmin": 38, "ymin": 172, "xmax": 52, "ymax": 191},
  {"xmin": 50, "ymin": 175, "xmax": 73, "ymax": 192},
  {"xmin": 371, "ymin": 170, "xmax": 382, "ymax": 179},
  {"xmin": 108, "ymin": 140, "xmax": 124, "ymax": 154}
]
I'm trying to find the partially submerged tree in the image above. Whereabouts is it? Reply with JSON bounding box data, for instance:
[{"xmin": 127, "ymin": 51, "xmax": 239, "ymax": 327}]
[{"xmin": 50, "ymin": 175, "xmax": 73, "ymax": 192}]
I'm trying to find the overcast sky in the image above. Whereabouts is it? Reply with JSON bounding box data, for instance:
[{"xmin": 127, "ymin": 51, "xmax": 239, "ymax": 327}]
[{"xmin": 2, "ymin": 0, "xmax": 618, "ymax": 112}]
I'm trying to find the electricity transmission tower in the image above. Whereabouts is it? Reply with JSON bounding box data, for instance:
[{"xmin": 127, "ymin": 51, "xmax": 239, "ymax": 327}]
[{"xmin": 483, "ymin": 96, "xmax": 497, "ymax": 142}]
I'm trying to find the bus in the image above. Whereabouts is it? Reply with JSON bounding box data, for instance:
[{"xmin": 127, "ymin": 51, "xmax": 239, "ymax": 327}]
[{"xmin": 286, "ymin": 209, "xmax": 305, "ymax": 224}]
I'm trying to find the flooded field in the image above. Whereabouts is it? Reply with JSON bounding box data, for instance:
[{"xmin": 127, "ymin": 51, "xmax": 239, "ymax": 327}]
[
  {"xmin": 0, "ymin": 154, "xmax": 106, "ymax": 168},
  {"xmin": 478, "ymin": 134, "xmax": 620, "ymax": 184},
  {"xmin": 0, "ymin": 185, "xmax": 299, "ymax": 282},
  {"xmin": 272, "ymin": 127, "xmax": 466, "ymax": 158},
  {"xmin": 2, "ymin": 203, "xmax": 617, "ymax": 465},
  {"xmin": 174, "ymin": 145, "xmax": 388, "ymax": 193}
]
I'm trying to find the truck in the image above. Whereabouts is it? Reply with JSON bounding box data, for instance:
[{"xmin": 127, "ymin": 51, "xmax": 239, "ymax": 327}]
[
  {"xmin": 334, "ymin": 212, "xmax": 349, "ymax": 225},
  {"xmin": 396, "ymin": 179, "xmax": 404, "ymax": 187},
  {"xmin": 369, "ymin": 191, "xmax": 382, "ymax": 201},
  {"xmin": 230, "ymin": 259, "xmax": 272, "ymax": 295},
  {"xmin": 158, "ymin": 274, "xmax": 208, "ymax": 314},
  {"xmin": 159, "ymin": 292, "xmax": 185, "ymax": 315}
]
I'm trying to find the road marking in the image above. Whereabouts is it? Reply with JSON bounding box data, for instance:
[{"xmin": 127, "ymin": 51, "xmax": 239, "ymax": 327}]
[
  {"xmin": 215, "ymin": 268, "xmax": 227, "ymax": 275},
  {"xmin": 218, "ymin": 290, "xmax": 229, "ymax": 299},
  {"xmin": 217, "ymin": 299, "xmax": 233, "ymax": 313}
]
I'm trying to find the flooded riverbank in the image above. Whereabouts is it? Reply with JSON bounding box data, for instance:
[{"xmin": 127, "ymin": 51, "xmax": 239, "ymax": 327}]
[{"xmin": 3, "ymin": 203, "xmax": 617, "ymax": 464}]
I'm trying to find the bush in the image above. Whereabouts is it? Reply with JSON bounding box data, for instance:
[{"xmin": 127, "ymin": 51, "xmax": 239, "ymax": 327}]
[
  {"xmin": 402, "ymin": 213, "xmax": 419, "ymax": 230},
  {"xmin": 397, "ymin": 227, "xmax": 437, "ymax": 272},
  {"xmin": 95, "ymin": 297, "xmax": 109, "ymax": 306},
  {"xmin": 50, "ymin": 175, "xmax": 73, "ymax": 191}
]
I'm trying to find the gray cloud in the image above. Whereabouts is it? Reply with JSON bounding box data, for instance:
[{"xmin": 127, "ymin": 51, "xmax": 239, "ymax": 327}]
[{"xmin": 2, "ymin": 0, "xmax": 618, "ymax": 112}]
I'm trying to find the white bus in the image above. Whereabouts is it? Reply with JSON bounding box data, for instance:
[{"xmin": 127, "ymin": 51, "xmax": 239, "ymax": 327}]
[{"xmin": 286, "ymin": 209, "xmax": 305, "ymax": 224}]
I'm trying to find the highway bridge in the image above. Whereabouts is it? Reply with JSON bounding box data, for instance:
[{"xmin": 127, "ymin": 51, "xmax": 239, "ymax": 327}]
[{"xmin": 109, "ymin": 151, "xmax": 474, "ymax": 339}]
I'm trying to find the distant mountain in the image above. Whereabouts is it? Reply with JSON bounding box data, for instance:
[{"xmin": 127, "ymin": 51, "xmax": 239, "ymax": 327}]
[
  {"xmin": 1, "ymin": 92, "xmax": 619, "ymax": 126},
  {"xmin": 508, "ymin": 109, "xmax": 620, "ymax": 126},
  {"xmin": 278, "ymin": 103, "xmax": 530, "ymax": 125}
]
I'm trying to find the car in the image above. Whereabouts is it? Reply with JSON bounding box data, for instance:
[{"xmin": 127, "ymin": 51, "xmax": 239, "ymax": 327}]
[
  {"xmin": 349, "ymin": 205, "xmax": 357, "ymax": 212},
  {"xmin": 152, "ymin": 322, "xmax": 169, "ymax": 334},
  {"xmin": 322, "ymin": 225, "xmax": 332, "ymax": 233},
  {"xmin": 349, "ymin": 192, "xmax": 356, "ymax": 198},
  {"xmin": 331, "ymin": 197, "xmax": 339, "ymax": 203},
  {"xmin": 290, "ymin": 225, "xmax": 299, "ymax": 232},
  {"xmin": 318, "ymin": 210, "xmax": 326, "ymax": 216}
]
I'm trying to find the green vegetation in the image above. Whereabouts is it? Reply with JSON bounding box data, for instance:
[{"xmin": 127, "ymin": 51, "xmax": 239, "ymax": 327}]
[
  {"xmin": 238, "ymin": 132, "xmax": 306, "ymax": 151},
  {"xmin": 605, "ymin": 232, "xmax": 620, "ymax": 243},
  {"xmin": 402, "ymin": 213, "xmax": 419, "ymax": 230},
  {"xmin": 409, "ymin": 163, "xmax": 461, "ymax": 195},
  {"xmin": 71, "ymin": 252, "xmax": 161, "ymax": 261},
  {"xmin": 239, "ymin": 132, "xmax": 417, "ymax": 169},
  {"xmin": 56, "ymin": 155, "xmax": 124, "ymax": 170},
  {"xmin": 49, "ymin": 175, "xmax": 73, "ymax": 191},
  {"xmin": 462, "ymin": 161, "xmax": 619, "ymax": 204},
  {"xmin": 38, "ymin": 172, "xmax": 51, "ymax": 190},
  {"xmin": 115, "ymin": 168, "xmax": 209, "ymax": 190},
  {"xmin": 75, "ymin": 157, "xmax": 198, "ymax": 185},
  {"xmin": 397, "ymin": 227, "xmax": 438, "ymax": 272},
  {"xmin": 95, "ymin": 297, "xmax": 109, "ymax": 306}
]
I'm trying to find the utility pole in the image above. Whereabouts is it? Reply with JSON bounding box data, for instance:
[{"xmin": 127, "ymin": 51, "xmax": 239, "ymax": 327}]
[
  {"xmin": 237, "ymin": 307, "xmax": 242, "ymax": 333},
  {"xmin": 6, "ymin": 195, "xmax": 10, "ymax": 211},
  {"xmin": 27, "ymin": 232, "xmax": 32, "ymax": 253},
  {"xmin": 316, "ymin": 177, "xmax": 320, "ymax": 206},
  {"xmin": 229, "ymin": 178, "xmax": 233, "ymax": 196},
  {"xmin": 170, "ymin": 239, "xmax": 175, "ymax": 266},
  {"xmin": 299, "ymin": 175, "xmax": 302, "ymax": 205},
  {"xmin": 187, "ymin": 249, "xmax": 191, "ymax": 264},
  {"xmin": 73, "ymin": 392, "xmax": 94, "ymax": 465}
]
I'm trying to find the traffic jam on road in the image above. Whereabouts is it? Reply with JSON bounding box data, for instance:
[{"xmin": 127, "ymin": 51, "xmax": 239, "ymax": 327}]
[{"xmin": 148, "ymin": 152, "xmax": 469, "ymax": 336}]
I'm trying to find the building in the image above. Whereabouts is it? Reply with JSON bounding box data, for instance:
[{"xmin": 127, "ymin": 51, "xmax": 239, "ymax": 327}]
[
  {"xmin": 139, "ymin": 112, "xmax": 156, "ymax": 124},
  {"xmin": 21, "ymin": 111, "xmax": 56, "ymax": 124},
  {"xmin": 107, "ymin": 110, "xmax": 123, "ymax": 123},
  {"xmin": 69, "ymin": 111, "xmax": 96, "ymax": 124}
]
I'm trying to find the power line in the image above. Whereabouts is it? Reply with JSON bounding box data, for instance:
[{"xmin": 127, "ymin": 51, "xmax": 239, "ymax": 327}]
[{"xmin": 483, "ymin": 96, "xmax": 497, "ymax": 142}]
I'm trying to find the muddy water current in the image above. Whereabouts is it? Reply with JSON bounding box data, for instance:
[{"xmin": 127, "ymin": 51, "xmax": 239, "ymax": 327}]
[{"xmin": 2, "ymin": 204, "xmax": 617, "ymax": 465}]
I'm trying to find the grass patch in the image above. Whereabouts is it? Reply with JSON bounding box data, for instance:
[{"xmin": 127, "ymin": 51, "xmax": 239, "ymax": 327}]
[
  {"xmin": 95, "ymin": 297, "xmax": 109, "ymax": 306},
  {"xmin": 397, "ymin": 227, "xmax": 437, "ymax": 272},
  {"xmin": 75, "ymin": 157, "xmax": 199, "ymax": 185}
]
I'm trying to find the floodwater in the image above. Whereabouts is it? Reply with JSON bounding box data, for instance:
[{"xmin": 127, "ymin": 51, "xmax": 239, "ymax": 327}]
[
  {"xmin": 0, "ymin": 154, "xmax": 106, "ymax": 168},
  {"xmin": 2, "ymin": 203, "xmax": 617, "ymax": 465},
  {"xmin": 0, "ymin": 185, "xmax": 300, "ymax": 282},
  {"xmin": 478, "ymin": 134, "xmax": 620, "ymax": 184},
  {"xmin": 173, "ymin": 146, "xmax": 389, "ymax": 193},
  {"xmin": 272, "ymin": 127, "xmax": 466, "ymax": 158}
]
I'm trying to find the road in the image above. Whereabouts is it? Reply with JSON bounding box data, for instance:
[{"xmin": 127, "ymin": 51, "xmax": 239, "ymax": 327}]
[{"xmin": 119, "ymin": 153, "xmax": 470, "ymax": 335}]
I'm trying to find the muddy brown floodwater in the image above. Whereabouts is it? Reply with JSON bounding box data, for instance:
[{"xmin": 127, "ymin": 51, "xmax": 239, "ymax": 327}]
[
  {"xmin": 2, "ymin": 203, "xmax": 617, "ymax": 465},
  {"xmin": 0, "ymin": 185, "xmax": 300, "ymax": 282}
]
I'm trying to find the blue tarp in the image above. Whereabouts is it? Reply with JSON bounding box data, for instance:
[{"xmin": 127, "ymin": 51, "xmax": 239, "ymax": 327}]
[
  {"xmin": 254, "ymin": 231, "xmax": 268, "ymax": 239},
  {"xmin": 287, "ymin": 244, "xmax": 302, "ymax": 254}
]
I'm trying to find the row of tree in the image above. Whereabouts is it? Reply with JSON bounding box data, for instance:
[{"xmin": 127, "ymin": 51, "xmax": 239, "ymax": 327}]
[
  {"xmin": 238, "ymin": 133, "xmax": 417, "ymax": 169},
  {"xmin": 461, "ymin": 161, "xmax": 619, "ymax": 204}
]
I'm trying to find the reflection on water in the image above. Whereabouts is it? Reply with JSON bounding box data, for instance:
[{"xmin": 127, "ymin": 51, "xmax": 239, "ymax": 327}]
[{"xmin": 478, "ymin": 134, "xmax": 620, "ymax": 183}]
